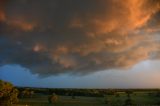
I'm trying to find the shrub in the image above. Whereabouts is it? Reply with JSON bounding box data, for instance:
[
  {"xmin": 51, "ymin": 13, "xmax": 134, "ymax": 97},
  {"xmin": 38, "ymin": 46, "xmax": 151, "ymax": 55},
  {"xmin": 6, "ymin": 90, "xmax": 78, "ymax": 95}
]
[
  {"xmin": 20, "ymin": 89, "xmax": 34, "ymax": 98},
  {"xmin": 125, "ymin": 90, "xmax": 133, "ymax": 97},
  {"xmin": 48, "ymin": 93, "xmax": 58, "ymax": 104},
  {"xmin": 0, "ymin": 80, "xmax": 19, "ymax": 106}
]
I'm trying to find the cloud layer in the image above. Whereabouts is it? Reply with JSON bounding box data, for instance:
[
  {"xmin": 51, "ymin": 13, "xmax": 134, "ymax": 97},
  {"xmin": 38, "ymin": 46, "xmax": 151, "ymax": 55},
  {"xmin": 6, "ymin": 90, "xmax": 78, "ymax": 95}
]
[{"xmin": 0, "ymin": 0, "xmax": 160, "ymax": 76}]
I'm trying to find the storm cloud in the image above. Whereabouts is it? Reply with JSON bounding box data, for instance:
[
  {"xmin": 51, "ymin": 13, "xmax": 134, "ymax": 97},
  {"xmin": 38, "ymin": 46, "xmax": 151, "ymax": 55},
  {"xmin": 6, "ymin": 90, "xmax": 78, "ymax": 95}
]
[{"xmin": 0, "ymin": 0, "xmax": 160, "ymax": 76}]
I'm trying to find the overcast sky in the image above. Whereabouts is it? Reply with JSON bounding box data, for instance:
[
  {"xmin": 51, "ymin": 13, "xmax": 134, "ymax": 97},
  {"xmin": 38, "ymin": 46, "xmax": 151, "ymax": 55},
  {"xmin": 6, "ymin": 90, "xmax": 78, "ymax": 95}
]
[{"xmin": 0, "ymin": 0, "xmax": 160, "ymax": 88}]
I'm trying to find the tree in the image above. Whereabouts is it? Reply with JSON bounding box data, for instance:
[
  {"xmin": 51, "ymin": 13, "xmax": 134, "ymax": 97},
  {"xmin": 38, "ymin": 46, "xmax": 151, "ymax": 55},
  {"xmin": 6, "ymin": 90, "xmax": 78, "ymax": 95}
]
[
  {"xmin": 20, "ymin": 89, "xmax": 34, "ymax": 98},
  {"xmin": 0, "ymin": 80, "xmax": 19, "ymax": 106},
  {"xmin": 125, "ymin": 90, "xmax": 133, "ymax": 98},
  {"xmin": 30, "ymin": 90, "xmax": 34, "ymax": 98},
  {"xmin": 48, "ymin": 93, "xmax": 58, "ymax": 104}
]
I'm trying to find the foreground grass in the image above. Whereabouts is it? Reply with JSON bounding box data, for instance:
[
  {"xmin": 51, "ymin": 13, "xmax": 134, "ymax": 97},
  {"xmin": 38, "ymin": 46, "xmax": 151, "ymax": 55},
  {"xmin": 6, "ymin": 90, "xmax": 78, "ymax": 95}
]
[
  {"xmin": 17, "ymin": 92, "xmax": 160, "ymax": 106},
  {"xmin": 18, "ymin": 95, "xmax": 105, "ymax": 106}
]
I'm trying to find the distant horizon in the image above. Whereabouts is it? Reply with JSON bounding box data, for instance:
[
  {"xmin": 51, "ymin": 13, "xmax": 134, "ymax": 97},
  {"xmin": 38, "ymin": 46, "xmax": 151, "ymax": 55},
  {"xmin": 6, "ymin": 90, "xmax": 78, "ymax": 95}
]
[
  {"xmin": 1, "ymin": 60, "xmax": 160, "ymax": 88},
  {"xmin": 14, "ymin": 85, "xmax": 160, "ymax": 89}
]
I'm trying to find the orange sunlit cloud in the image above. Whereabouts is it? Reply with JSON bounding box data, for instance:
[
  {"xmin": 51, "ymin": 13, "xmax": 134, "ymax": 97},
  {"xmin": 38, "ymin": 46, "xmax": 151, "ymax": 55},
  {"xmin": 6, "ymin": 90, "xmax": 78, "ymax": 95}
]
[
  {"xmin": 1, "ymin": 0, "xmax": 160, "ymax": 76},
  {"xmin": 6, "ymin": 19, "xmax": 37, "ymax": 31},
  {"xmin": 0, "ymin": 11, "xmax": 6, "ymax": 21},
  {"xmin": 0, "ymin": 0, "xmax": 8, "ymax": 22}
]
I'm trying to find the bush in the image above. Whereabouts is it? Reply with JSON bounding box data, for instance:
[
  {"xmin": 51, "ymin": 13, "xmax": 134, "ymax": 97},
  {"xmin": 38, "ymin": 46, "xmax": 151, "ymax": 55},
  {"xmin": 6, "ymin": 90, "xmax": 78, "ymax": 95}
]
[
  {"xmin": 125, "ymin": 90, "xmax": 133, "ymax": 97},
  {"xmin": 48, "ymin": 93, "xmax": 58, "ymax": 104},
  {"xmin": 20, "ymin": 89, "xmax": 34, "ymax": 98},
  {"xmin": 0, "ymin": 80, "xmax": 19, "ymax": 106}
]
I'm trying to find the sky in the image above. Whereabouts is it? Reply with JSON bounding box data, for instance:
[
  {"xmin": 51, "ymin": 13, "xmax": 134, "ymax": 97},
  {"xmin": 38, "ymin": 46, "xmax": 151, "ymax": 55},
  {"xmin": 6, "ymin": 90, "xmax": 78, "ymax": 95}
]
[{"xmin": 0, "ymin": 0, "xmax": 160, "ymax": 88}]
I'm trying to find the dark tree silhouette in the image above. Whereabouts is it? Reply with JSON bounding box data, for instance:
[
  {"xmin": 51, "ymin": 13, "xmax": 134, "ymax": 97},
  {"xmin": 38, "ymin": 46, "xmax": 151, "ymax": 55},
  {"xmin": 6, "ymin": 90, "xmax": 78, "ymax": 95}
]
[{"xmin": 21, "ymin": 89, "xmax": 34, "ymax": 98}]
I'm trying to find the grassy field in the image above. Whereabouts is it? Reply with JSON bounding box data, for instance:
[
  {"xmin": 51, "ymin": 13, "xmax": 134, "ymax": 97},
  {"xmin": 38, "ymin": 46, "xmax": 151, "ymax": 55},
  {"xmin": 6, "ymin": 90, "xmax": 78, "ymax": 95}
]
[
  {"xmin": 18, "ymin": 95, "xmax": 104, "ymax": 106},
  {"xmin": 17, "ymin": 91, "xmax": 160, "ymax": 106}
]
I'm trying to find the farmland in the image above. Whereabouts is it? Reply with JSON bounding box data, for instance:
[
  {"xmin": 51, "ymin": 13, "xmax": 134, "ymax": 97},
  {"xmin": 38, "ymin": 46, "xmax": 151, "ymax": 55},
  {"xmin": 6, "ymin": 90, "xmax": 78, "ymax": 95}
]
[
  {"xmin": 1, "ymin": 80, "xmax": 160, "ymax": 106},
  {"xmin": 16, "ymin": 88, "xmax": 160, "ymax": 106}
]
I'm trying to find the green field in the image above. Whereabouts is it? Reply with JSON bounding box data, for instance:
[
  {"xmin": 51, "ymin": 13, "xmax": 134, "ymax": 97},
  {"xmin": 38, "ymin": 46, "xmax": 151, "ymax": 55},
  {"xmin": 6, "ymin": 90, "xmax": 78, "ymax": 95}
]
[
  {"xmin": 19, "ymin": 95, "xmax": 104, "ymax": 106},
  {"xmin": 17, "ymin": 92, "xmax": 160, "ymax": 106}
]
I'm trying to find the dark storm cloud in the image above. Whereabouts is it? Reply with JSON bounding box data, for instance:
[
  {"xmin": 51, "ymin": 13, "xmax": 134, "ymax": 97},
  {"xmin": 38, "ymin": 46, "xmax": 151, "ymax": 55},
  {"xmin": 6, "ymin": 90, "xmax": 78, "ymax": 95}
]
[{"xmin": 0, "ymin": 0, "xmax": 160, "ymax": 76}]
